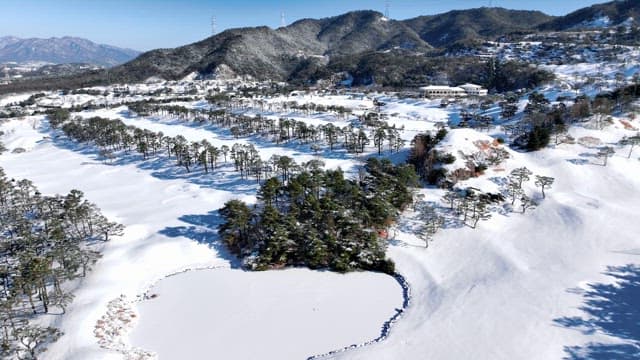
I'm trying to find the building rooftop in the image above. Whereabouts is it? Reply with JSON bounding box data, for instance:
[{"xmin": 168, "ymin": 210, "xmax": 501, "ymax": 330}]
[
  {"xmin": 420, "ymin": 85, "xmax": 465, "ymax": 91},
  {"xmin": 460, "ymin": 83, "xmax": 483, "ymax": 89}
]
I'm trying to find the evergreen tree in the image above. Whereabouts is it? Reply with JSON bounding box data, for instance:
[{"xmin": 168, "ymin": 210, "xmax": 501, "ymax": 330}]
[
  {"xmin": 534, "ymin": 175, "xmax": 555, "ymax": 199},
  {"xmin": 619, "ymin": 133, "xmax": 640, "ymax": 159},
  {"xmin": 510, "ymin": 167, "xmax": 533, "ymax": 188},
  {"xmin": 597, "ymin": 146, "xmax": 615, "ymax": 166},
  {"xmin": 218, "ymin": 200, "xmax": 253, "ymax": 254},
  {"xmin": 526, "ymin": 125, "xmax": 551, "ymax": 151}
]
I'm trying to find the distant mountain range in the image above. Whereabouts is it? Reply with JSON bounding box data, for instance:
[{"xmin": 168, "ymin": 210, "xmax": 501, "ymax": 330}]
[
  {"xmin": 0, "ymin": 0, "xmax": 638, "ymax": 94},
  {"xmin": 94, "ymin": 0, "xmax": 640, "ymax": 84},
  {"xmin": 0, "ymin": 36, "xmax": 140, "ymax": 67},
  {"xmin": 103, "ymin": 7, "xmax": 553, "ymax": 83}
]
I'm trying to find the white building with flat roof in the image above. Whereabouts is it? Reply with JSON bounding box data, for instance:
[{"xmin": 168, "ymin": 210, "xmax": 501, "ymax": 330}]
[
  {"xmin": 421, "ymin": 84, "xmax": 488, "ymax": 98},
  {"xmin": 421, "ymin": 85, "xmax": 466, "ymax": 98},
  {"xmin": 459, "ymin": 83, "xmax": 488, "ymax": 96}
]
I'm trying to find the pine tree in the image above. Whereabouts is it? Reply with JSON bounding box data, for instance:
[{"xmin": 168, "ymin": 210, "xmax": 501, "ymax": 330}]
[
  {"xmin": 520, "ymin": 194, "xmax": 537, "ymax": 214},
  {"xmin": 417, "ymin": 206, "xmax": 444, "ymax": 247},
  {"xmin": 507, "ymin": 180, "xmax": 524, "ymax": 206},
  {"xmin": 510, "ymin": 167, "xmax": 533, "ymax": 188},
  {"xmin": 619, "ymin": 133, "xmax": 640, "ymax": 159},
  {"xmin": 218, "ymin": 200, "xmax": 253, "ymax": 253},
  {"xmin": 469, "ymin": 198, "xmax": 491, "ymax": 228},
  {"xmin": 597, "ymin": 146, "xmax": 615, "ymax": 166},
  {"xmin": 534, "ymin": 175, "xmax": 555, "ymax": 199},
  {"xmin": 374, "ymin": 127, "xmax": 386, "ymax": 155},
  {"xmin": 258, "ymin": 177, "xmax": 281, "ymax": 208}
]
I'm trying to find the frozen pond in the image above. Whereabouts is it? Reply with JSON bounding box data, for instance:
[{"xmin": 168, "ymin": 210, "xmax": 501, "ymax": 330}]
[{"xmin": 130, "ymin": 268, "xmax": 404, "ymax": 359}]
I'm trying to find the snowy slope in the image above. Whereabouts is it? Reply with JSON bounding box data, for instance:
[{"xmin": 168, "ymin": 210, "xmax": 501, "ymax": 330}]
[{"xmin": 330, "ymin": 126, "xmax": 640, "ymax": 359}]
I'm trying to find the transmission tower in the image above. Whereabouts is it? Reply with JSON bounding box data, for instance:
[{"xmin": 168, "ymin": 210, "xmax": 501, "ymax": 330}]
[
  {"xmin": 280, "ymin": 11, "xmax": 286, "ymax": 27},
  {"xmin": 211, "ymin": 15, "xmax": 217, "ymax": 36},
  {"xmin": 385, "ymin": 0, "xmax": 390, "ymax": 18}
]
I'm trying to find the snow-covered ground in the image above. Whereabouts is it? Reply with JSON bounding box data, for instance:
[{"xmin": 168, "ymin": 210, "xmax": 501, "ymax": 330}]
[
  {"xmin": 1, "ymin": 85, "xmax": 639, "ymax": 360},
  {"xmin": 0, "ymin": 92, "xmax": 33, "ymax": 106},
  {"xmin": 0, "ymin": 98, "xmax": 436, "ymax": 359},
  {"xmin": 130, "ymin": 269, "xmax": 403, "ymax": 360},
  {"xmin": 330, "ymin": 121, "xmax": 640, "ymax": 360},
  {"xmin": 1, "ymin": 116, "xmax": 237, "ymax": 359}
]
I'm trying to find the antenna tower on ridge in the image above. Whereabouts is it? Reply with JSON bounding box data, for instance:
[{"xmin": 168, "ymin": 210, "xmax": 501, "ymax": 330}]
[
  {"xmin": 211, "ymin": 15, "xmax": 217, "ymax": 36},
  {"xmin": 385, "ymin": 0, "xmax": 390, "ymax": 18},
  {"xmin": 281, "ymin": 11, "xmax": 286, "ymax": 27}
]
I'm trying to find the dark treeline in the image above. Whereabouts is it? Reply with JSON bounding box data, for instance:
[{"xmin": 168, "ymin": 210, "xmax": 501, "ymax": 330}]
[
  {"xmin": 218, "ymin": 158, "xmax": 418, "ymax": 274},
  {"xmin": 324, "ymin": 54, "xmax": 554, "ymax": 91},
  {"xmin": 0, "ymin": 54, "xmax": 555, "ymax": 96},
  {"xmin": 0, "ymin": 168, "xmax": 122, "ymax": 359},
  {"xmin": 0, "ymin": 70, "xmax": 108, "ymax": 96}
]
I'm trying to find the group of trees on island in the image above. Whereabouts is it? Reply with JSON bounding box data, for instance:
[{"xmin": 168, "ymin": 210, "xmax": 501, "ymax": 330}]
[
  {"xmin": 218, "ymin": 158, "xmax": 418, "ymax": 274},
  {"xmin": 0, "ymin": 168, "xmax": 122, "ymax": 359}
]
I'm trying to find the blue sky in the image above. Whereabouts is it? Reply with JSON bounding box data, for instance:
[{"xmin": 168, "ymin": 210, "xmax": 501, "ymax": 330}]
[{"xmin": 1, "ymin": 0, "xmax": 606, "ymax": 51}]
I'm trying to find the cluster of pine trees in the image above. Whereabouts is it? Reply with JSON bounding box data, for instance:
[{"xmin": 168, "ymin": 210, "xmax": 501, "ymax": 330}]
[
  {"xmin": 498, "ymin": 92, "xmax": 556, "ymax": 151},
  {"xmin": 416, "ymin": 167, "xmax": 554, "ymax": 247},
  {"xmin": 0, "ymin": 168, "xmax": 121, "ymax": 359},
  {"xmin": 440, "ymin": 188, "xmax": 496, "ymax": 229},
  {"xmin": 54, "ymin": 115, "xmax": 251, "ymax": 177},
  {"xmin": 218, "ymin": 158, "xmax": 418, "ymax": 274},
  {"xmin": 55, "ymin": 115, "xmax": 342, "ymax": 184},
  {"xmin": 205, "ymin": 94, "xmax": 354, "ymax": 118},
  {"xmin": 129, "ymin": 102, "xmax": 405, "ymax": 155},
  {"xmin": 500, "ymin": 86, "xmax": 637, "ymax": 152}
]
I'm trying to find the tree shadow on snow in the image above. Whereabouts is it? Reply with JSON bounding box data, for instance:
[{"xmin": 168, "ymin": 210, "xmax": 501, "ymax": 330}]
[
  {"xmin": 42, "ymin": 122, "xmax": 259, "ymax": 196},
  {"xmin": 121, "ymin": 109, "xmax": 359, "ymax": 163},
  {"xmin": 567, "ymin": 158, "xmax": 591, "ymax": 166},
  {"xmin": 566, "ymin": 153, "xmax": 602, "ymax": 166},
  {"xmin": 554, "ymin": 264, "xmax": 640, "ymax": 359},
  {"xmin": 159, "ymin": 210, "xmax": 242, "ymax": 269}
]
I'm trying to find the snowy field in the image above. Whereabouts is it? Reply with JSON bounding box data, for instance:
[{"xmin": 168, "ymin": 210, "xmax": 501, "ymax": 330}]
[
  {"xmin": 0, "ymin": 98, "xmax": 441, "ymax": 359},
  {"xmin": 1, "ymin": 86, "xmax": 639, "ymax": 360},
  {"xmin": 330, "ymin": 123, "xmax": 640, "ymax": 359},
  {"xmin": 130, "ymin": 269, "xmax": 403, "ymax": 360}
]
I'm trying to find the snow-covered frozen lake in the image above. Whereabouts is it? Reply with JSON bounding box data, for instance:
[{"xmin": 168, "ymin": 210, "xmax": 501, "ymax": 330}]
[{"xmin": 130, "ymin": 268, "xmax": 404, "ymax": 359}]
